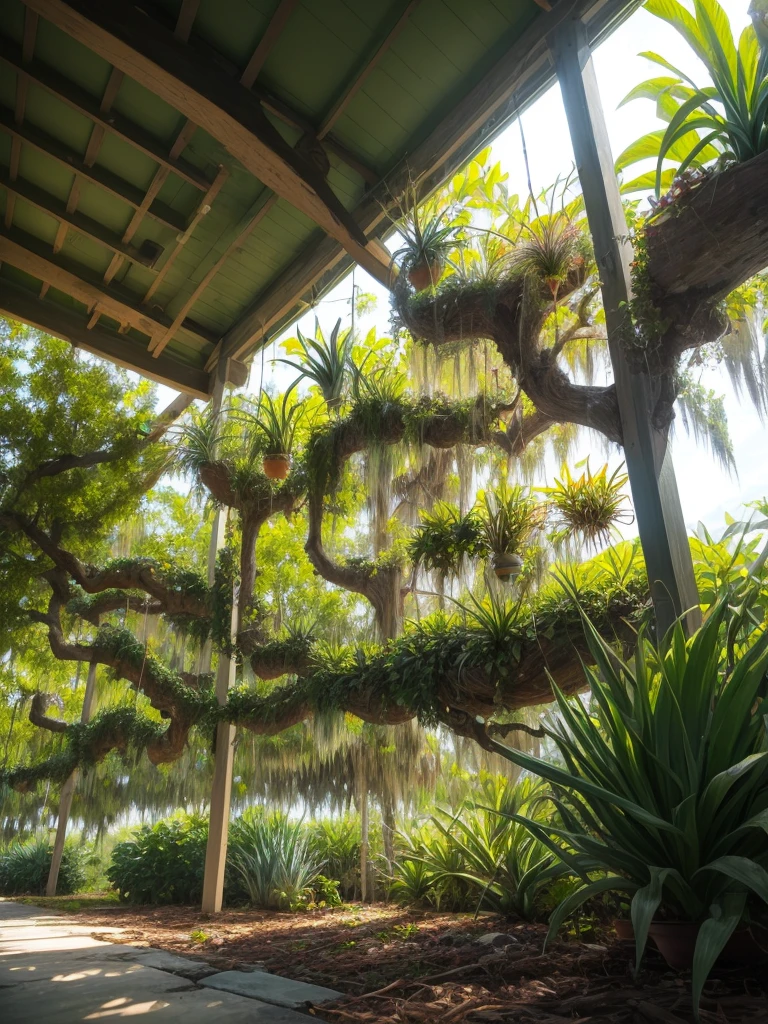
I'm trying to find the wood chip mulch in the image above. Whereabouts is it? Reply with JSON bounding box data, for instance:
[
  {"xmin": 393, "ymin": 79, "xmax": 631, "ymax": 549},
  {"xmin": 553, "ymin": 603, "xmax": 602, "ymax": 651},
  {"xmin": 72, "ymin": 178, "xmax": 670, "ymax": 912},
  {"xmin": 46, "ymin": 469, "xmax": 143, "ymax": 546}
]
[{"xmin": 25, "ymin": 900, "xmax": 767, "ymax": 1023}]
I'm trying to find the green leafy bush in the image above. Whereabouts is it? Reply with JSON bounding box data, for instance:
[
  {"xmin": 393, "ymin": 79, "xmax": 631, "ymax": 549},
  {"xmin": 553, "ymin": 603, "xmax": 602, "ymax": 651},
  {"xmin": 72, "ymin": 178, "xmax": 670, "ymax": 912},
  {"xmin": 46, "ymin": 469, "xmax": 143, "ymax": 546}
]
[
  {"xmin": 107, "ymin": 815, "xmax": 211, "ymax": 905},
  {"xmin": 0, "ymin": 838, "xmax": 85, "ymax": 896},
  {"xmin": 496, "ymin": 583, "xmax": 768, "ymax": 1014},
  {"xmin": 307, "ymin": 816, "xmax": 362, "ymax": 901}
]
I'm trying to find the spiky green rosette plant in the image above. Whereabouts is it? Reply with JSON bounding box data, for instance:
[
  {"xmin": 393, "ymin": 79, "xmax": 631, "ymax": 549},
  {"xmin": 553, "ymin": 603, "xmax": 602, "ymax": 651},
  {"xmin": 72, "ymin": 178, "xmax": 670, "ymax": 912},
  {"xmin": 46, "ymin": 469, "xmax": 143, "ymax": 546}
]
[
  {"xmin": 409, "ymin": 502, "xmax": 485, "ymax": 582},
  {"xmin": 480, "ymin": 483, "xmax": 544, "ymax": 581},
  {"xmin": 492, "ymin": 583, "xmax": 768, "ymax": 1017},
  {"xmin": 390, "ymin": 182, "xmax": 459, "ymax": 291},
  {"xmin": 541, "ymin": 461, "xmax": 633, "ymax": 550},
  {"xmin": 249, "ymin": 385, "xmax": 303, "ymax": 480},
  {"xmin": 280, "ymin": 317, "xmax": 352, "ymax": 409}
]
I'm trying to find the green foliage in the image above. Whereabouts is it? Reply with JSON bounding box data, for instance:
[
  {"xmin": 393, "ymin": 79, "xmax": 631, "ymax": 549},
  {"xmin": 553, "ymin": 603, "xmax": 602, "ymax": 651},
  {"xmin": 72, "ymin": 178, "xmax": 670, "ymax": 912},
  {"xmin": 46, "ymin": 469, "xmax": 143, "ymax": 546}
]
[
  {"xmin": 389, "ymin": 182, "xmax": 461, "ymax": 281},
  {"xmin": 245, "ymin": 385, "xmax": 303, "ymax": 457},
  {"xmin": 617, "ymin": 0, "xmax": 768, "ymax": 195},
  {"xmin": 391, "ymin": 776, "xmax": 565, "ymax": 918},
  {"xmin": 281, "ymin": 318, "xmax": 352, "ymax": 408},
  {"xmin": 306, "ymin": 816, "xmax": 361, "ymax": 900},
  {"xmin": 229, "ymin": 811, "xmax": 325, "ymax": 910},
  {"xmin": 479, "ymin": 482, "xmax": 543, "ymax": 555},
  {"xmin": 507, "ymin": 212, "xmax": 586, "ymax": 299},
  {"xmin": 108, "ymin": 814, "xmax": 210, "ymax": 904},
  {"xmin": 494, "ymin": 583, "xmax": 768, "ymax": 1015},
  {"xmin": 540, "ymin": 462, "xmax": 632, "ymax": 549},
  {"xmin": 409, "ymin": 502, "xmax": 485, "ymax": 577},
  {"xmin": 0, "ymin": 838, "xmax": 85, "ymax": 896}
]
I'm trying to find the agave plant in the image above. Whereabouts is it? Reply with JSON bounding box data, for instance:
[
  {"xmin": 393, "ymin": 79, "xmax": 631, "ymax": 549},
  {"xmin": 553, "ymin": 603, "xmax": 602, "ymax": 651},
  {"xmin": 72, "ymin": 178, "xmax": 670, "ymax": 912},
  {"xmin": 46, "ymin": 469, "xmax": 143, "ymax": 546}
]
[
  {"xmin": 280, "ymin": 318, "xmax": 352, "ymax": 409},
  {"xmin": 617, "ymin": 0, "xmax": 768, "ymax": 197},
  {"xmin": 229, "ymin": 811, "xmax": 324, "ymax": 910},
  {"xmin": 541, "ymin": 461, "xmax": 633, "ymax": 550},
  {"xmin": 389, "ymin": 182, "xmax": 461, "ymax": 290},
  {"xmin": 493, "ymin": 583, "xmax": 768, "ymax": 1016}
]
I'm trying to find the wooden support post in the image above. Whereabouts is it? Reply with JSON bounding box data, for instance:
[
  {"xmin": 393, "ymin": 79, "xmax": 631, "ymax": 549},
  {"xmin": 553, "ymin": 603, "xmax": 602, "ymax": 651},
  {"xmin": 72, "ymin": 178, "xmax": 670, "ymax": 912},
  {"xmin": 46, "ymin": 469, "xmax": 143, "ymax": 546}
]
[
  {"xmin": 45, "ymin": 658, "xmax": 98, "ymax": 896},
  {"xmin": 549, "ymin": 17, "xmax": 699, "ymax": 637},
  {"xmin": 201, "ymin": 360, "xmax": 236, "ymax": 914}
]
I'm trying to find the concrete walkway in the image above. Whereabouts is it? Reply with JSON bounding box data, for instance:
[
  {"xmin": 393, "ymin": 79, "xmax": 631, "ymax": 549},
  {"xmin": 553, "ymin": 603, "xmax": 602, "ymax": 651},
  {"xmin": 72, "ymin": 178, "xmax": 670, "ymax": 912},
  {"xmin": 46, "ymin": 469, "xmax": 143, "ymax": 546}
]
[{"xmin": 0, "ymin": 901, "xmax": 340, "ymax": 1022}]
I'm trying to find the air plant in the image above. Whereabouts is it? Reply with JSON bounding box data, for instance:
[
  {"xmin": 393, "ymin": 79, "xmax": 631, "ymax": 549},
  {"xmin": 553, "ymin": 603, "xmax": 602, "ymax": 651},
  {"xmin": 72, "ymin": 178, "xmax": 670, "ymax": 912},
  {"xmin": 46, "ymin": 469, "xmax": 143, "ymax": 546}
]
[
  {"xmin": 388, "ymin": 181, "xmax": 461, "ymax": 290},
  {"xmin": 280, "ymin": 318, "xmax": 352, "ymax": 409},
  {"xmin": 409, "ymin": 502, "xmax": 485, "ymax": 577},
  {"xmin": 508, "ymin": 212, "xmax": 585, "ymax": 302},
  {"xmin": 541, "ymin": 461, "xmax": 633, "ymax": 550}
]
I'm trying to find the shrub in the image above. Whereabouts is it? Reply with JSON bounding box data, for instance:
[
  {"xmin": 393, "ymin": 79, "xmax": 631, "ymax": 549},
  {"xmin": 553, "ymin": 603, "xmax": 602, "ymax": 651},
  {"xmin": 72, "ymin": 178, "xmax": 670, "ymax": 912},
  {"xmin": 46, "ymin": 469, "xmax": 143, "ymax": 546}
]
[
  {"xmin": 306, "ymin": 816, "xmax": 362, "ymax": 901},
  {"xmin": 107, "ymin": 815, "xmax": 210, "ymax": 905},
  {"xmin": 229, "ymin": 811, "xmax": 325, "ymax": 910},
  {"xmin": 0, "ymin": 838, "xmax": 85, "ymax": 896}
]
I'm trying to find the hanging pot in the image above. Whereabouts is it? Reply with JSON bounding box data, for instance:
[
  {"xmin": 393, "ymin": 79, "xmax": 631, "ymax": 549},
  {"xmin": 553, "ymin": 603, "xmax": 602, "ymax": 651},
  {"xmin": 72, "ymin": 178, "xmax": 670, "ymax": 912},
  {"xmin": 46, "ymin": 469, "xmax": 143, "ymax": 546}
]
[
  {"xmin": 262, "ymin": 454, "xmax": 290, "ymax": 480},
  {"xmin": 613, "ymin": 919, "xmax": 634, "ymax": 942},
  {"xmin": 648, "ymin": 920, "xmax": 768, "ymax": 971},
  {"xmin": 492, "ymin": 552, "xmax": 523, "ymax": 582},
  {"xmin": 408, "ymin": 259, "xmax": 443, "ymax": 291}
]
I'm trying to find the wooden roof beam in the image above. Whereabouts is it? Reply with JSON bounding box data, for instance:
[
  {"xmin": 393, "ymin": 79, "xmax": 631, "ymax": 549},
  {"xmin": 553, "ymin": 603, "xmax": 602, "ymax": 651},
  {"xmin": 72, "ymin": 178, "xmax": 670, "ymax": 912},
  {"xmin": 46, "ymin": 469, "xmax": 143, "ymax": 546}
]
[
  {"xmin": 240, "ymin": 0, "xmax": 300, "ymax": 88},
  {"xmin": 0, "ymin": 167, "xmax": 156, "ymax": 266},
  {"xmin": 174, "ymin": 0, "xmax": 200, "ymax": 42},
  {"xmin": 0, "ymin": 108, "xmax": 187, "ymax": 232},
  {"xmin": 24, "ymin": 0, "xmax": 392, "ymax": 287},
  {"xmin": 318, "ymin": 0, "xmax": 421, "ymax": 140},
  {"xmin": 0, "ymin": 227, "xmax": 216, "ymax": 346},
  {"xmin": 0, "ymin": 37, "xmax": 212, "ymax": 191},
  {"xmin": 0, "ymin": 278, "xmax": 211, "ymax": 396},
  {"xmin": 217, "ymin": 0, "xmax": 625, "ymax": 366}
]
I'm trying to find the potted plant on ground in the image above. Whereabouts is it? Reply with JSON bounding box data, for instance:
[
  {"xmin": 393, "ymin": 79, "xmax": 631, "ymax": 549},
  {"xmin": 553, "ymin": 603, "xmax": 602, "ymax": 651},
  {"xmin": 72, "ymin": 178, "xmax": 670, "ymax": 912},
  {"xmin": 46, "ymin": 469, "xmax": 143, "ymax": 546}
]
[
  {"xmin": 479, "ymin": 483, "xmax": 544, "ymax": 582},
  {"xmin": 252, "ymin": 387, "xmax": 303, "ymax": 480},
  {"xmin": 490, "ymin": 579, "xmax": 768, "ymax": 1016},
  {"xmin": 389, "ymin": 183, "xmax": 460, "ymax": 291},
  {"xmin": 279, "ymin": 317, "xmax": 352, "ymax": 410}
]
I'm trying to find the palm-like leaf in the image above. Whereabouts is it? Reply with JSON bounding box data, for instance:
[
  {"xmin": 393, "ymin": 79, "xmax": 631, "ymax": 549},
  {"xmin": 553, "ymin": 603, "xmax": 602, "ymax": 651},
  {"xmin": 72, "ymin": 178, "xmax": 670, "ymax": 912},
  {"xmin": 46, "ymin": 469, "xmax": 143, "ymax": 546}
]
[
  {"xmin": 618, "ymin": 0, "xmax": 768, "ymax": 195},
  {"xmin": 280, "ymin": 318, "xmax": 352, "ymax": 408}
]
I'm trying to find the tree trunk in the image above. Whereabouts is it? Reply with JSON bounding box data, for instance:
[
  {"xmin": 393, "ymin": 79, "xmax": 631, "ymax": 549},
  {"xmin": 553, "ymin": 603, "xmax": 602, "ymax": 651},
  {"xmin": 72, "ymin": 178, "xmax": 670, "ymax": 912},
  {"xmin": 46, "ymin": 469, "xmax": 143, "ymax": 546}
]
[{"xmin": 46, "ymin": 658, "xmax": 98, "ymax": 896}]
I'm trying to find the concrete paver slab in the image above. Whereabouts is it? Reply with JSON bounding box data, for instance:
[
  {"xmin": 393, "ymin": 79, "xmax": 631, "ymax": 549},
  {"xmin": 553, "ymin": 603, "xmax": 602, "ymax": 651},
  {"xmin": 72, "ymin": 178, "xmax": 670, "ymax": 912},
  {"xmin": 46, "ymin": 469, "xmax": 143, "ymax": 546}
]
[
  {"xmin": 120, "ymin": 948, "xmax": 219, "ymax": 981},
  {"xmin": 201, "ymin": 968, "xmax": 341, "ymax": 1008}
]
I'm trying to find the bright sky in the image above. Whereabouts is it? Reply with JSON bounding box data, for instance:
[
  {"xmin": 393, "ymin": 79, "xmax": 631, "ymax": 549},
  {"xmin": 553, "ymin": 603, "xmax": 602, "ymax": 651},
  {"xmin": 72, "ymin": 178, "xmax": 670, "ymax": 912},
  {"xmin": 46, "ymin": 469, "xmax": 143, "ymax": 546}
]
[{"xmin": 177, "ymin": 1, "xmax": 765, "ymax": 536}]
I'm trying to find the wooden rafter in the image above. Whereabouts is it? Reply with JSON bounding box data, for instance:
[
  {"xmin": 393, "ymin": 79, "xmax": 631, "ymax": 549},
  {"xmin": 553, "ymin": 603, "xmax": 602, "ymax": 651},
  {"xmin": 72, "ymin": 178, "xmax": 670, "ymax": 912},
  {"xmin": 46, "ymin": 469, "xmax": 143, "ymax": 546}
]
[
  {"xmin": 0, "ymin": 168, "xmax": 155, "ymax": 266},
  {"xmin": 150, "ymin": 192, "xmax": 278, "ymax": 357},
  {"xmin": 142, "ymin": 163, "xmax": 229, "ymax": 305},
  {"xmin": 0, "ymin": 39, "xmax": 211, "ymax": 191},
  {"xmin": 240, "ymin": 0, "xmax": 300, "ymax": 89},
  {"xmin": 318, "ymin": 0, "xmax": 422, "ymax": 140},
  {"xmin": 0, "ymin": 109, "xmax": 187, "ymax": 232},
  {"xmin": 0, "ymin": 279, "xmax": 210, "ymax": 397},
  {"xmin": 174, "ymin": 0, "xmax": 200, "ymax": 42},
  {"xmin": 0, "ymin": 228, "xmax": 216, "ymax": 346},
  {"xmin": 215, "ymin": 0, "xmax": 587, "ymax": 366},
  {"xmin": 24, "ymin": 0, "xmax": 392, "ymax": 286}
]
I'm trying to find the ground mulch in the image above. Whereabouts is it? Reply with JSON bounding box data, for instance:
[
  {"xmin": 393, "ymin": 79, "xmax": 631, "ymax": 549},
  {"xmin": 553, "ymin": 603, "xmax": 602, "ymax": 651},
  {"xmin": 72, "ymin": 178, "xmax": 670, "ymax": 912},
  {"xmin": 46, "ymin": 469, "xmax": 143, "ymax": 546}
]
[{"xmin": 18, "ymin": 899, "xmax": 767, "ymax": 1023}]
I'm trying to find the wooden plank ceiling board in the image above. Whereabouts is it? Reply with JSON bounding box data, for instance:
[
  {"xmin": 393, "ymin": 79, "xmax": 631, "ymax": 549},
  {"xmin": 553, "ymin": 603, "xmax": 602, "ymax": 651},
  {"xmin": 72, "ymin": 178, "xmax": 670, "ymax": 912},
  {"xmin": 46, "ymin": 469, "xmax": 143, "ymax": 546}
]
[{"xmin": 0, "ymin": 0, "xmax": 639, "ymax": 397}]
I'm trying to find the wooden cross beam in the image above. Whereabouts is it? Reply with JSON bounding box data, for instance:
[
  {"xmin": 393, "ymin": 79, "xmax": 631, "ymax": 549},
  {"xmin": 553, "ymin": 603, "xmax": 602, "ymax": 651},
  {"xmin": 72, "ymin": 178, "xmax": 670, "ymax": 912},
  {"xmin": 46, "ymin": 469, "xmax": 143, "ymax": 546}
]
[
  {"xmin": 240, "ymin": 0, "xmax": 300, "ymax": 89},
  {"xmin": 24, "ymin": 0, "xmax": 393, "ymax": 287},
  {"xmin": 0, "ymin": 108, "xmax": 187, "ymax": 233},
  {"xmin": 0, "ymin": 279, "xmax": 211, "ymax": 396},
  {"xmin": 0, "ymin": 38, "xmax": 212, "ymax": 191}
]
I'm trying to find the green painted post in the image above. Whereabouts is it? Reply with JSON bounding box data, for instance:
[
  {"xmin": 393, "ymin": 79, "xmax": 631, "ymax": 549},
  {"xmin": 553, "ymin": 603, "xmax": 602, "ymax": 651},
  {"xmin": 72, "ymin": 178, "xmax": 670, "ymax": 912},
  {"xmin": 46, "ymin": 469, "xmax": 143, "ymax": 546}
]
[{"xmin": 549, "ymin": 15, "xmax": 700, "ymax": 637}]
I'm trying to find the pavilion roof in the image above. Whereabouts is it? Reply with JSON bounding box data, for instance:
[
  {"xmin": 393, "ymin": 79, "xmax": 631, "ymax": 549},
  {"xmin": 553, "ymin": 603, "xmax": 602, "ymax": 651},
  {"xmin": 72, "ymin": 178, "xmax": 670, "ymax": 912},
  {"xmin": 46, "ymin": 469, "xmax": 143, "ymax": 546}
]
[{"xmin": 0, "ymin": 0, "xmax": 637, "ymax": 397}]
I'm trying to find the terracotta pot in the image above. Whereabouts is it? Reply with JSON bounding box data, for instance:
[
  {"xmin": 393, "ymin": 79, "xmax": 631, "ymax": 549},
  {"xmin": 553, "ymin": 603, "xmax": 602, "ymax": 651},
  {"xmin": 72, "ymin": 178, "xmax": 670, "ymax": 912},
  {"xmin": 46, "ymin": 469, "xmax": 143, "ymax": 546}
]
[
  {"xmin": 492, "ymin": 552, "xmax": 523, "ymax": 581},
  {"xmin": 408, "ymin": 259, "xmax": 443, "ymax": 291},
  {"xmin": 262, "ymin": 454, "xmax": 290, "ymax": 480},
  {"xmin": 648, "ymin": 921, "xmax": 768, "ymax": 971},
  {"xmin": 613, "ymin": 919, "xmax": 634, "ymax": 941}
]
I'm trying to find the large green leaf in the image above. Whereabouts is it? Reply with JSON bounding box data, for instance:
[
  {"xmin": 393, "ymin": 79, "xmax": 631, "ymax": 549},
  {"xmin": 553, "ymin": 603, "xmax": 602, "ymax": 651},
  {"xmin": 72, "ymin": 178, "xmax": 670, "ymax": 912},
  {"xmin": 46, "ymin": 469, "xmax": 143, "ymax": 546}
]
[
  {"xmin": 691, "ymin": 893, "xmax": 746, "ymax": 1020},
  {"xmin": 698, "ymin": 855, "xmax": 768, "ymax": 903}
]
